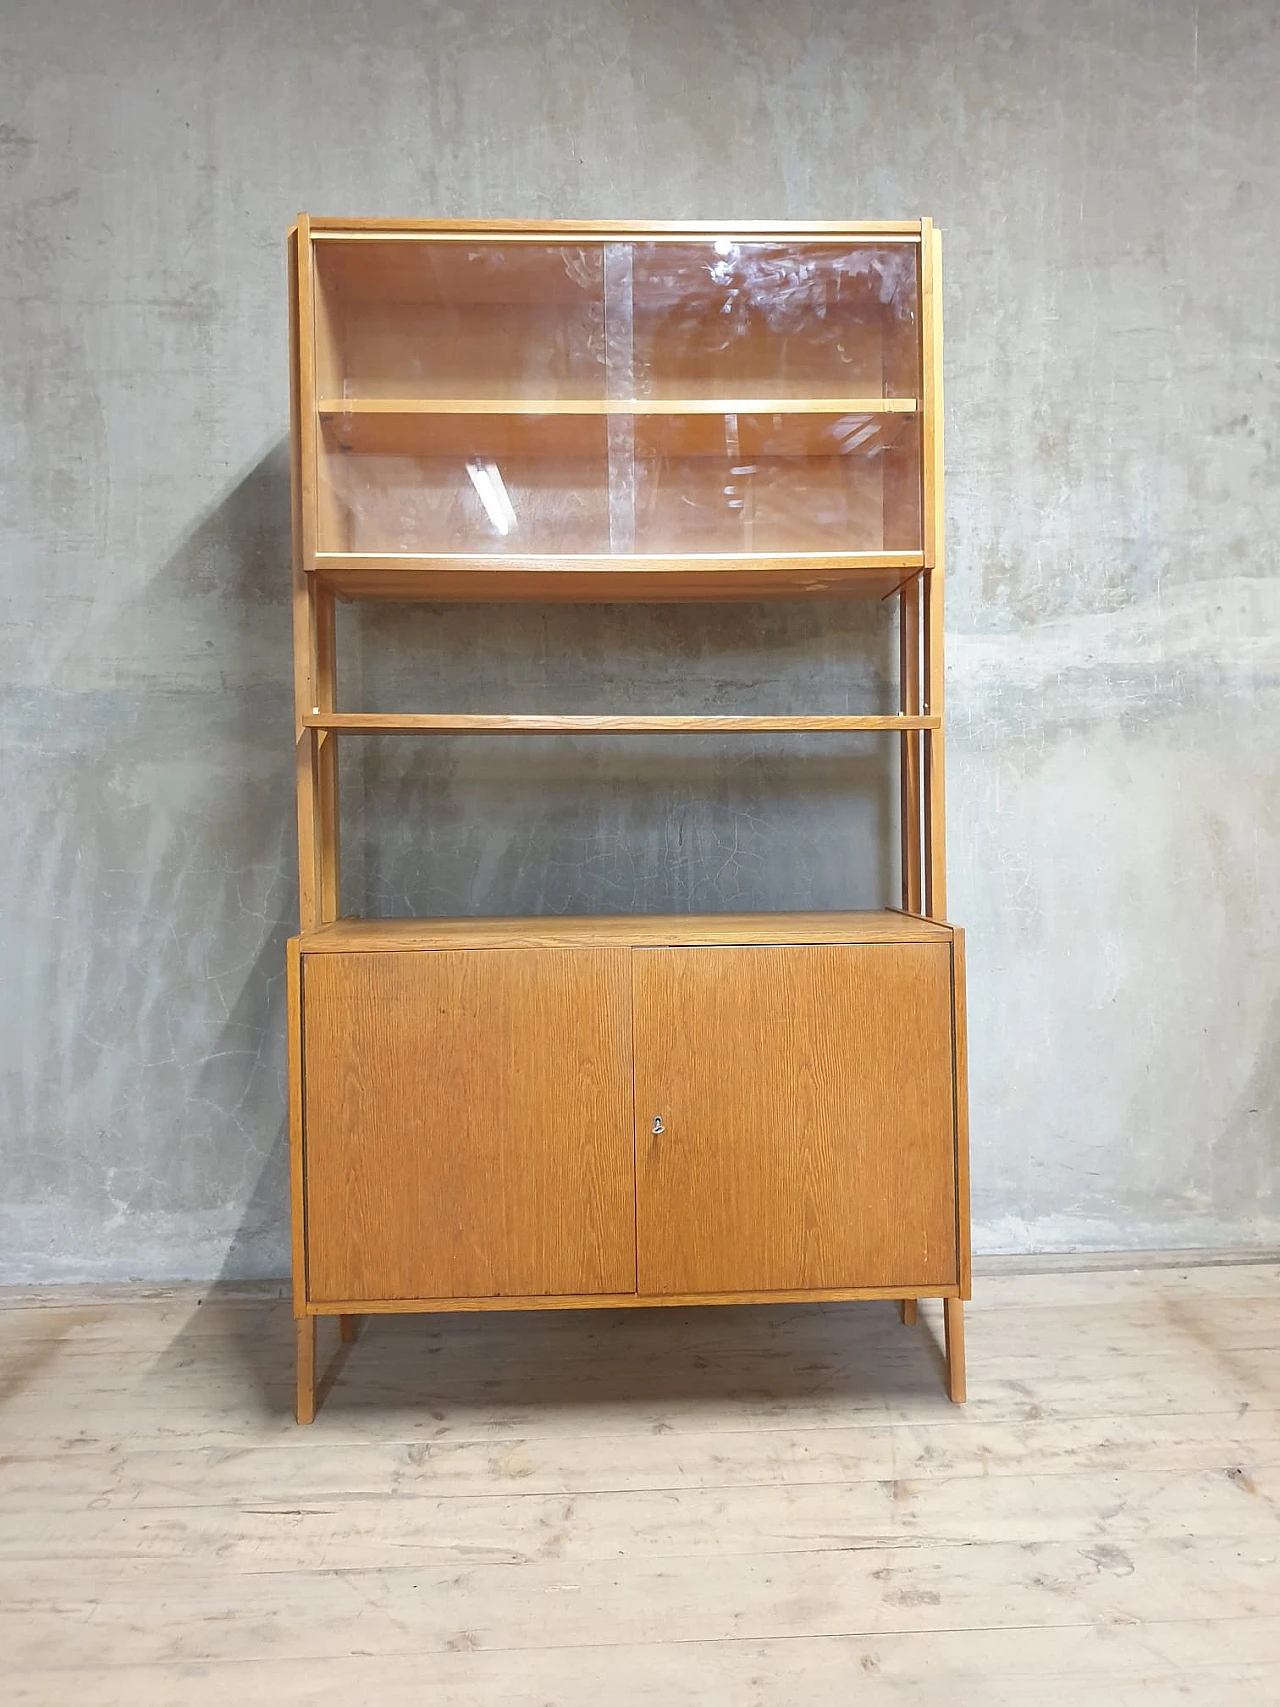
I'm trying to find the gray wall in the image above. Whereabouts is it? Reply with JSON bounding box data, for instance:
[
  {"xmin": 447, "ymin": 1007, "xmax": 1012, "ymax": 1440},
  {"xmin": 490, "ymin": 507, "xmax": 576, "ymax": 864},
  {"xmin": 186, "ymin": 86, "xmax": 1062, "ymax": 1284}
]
[{"xmin": 3, "ymin": 0, "xmax": 1278, "ymax": 1283}]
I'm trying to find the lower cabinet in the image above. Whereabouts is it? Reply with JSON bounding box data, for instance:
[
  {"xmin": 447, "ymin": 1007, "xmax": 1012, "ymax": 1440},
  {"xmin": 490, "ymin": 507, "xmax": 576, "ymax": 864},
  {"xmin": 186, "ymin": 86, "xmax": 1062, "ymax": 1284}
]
[{"xmin": 298, "ymin": 924, "xmax": 964, "ymax": 1308}]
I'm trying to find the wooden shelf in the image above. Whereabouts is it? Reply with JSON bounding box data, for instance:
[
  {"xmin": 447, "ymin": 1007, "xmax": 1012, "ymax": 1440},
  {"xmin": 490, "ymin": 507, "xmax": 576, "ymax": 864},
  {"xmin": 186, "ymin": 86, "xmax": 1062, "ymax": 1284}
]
[
  {"xmin": 313, "ymin": 554, "xmax": 925, "ymax": 603},
  {"xmin": 297, "ymin": 909, "xmax": 955, "ymax": 953},
  {"xmin": 302, "ymin": 712, "xmax": 941, "ymax": 735},
  {"xmin": 318, "ymin": 397, "xmax": 919, "ymax": 416},
  {"xmin": 319, "ymin": 402, "xmax": 919, "ymax": 462}
]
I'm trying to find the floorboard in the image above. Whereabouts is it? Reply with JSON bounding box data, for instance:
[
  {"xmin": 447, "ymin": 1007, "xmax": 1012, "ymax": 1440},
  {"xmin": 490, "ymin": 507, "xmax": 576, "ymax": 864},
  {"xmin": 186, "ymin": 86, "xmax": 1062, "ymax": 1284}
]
[{"xmin": 2, "ymin": 1266, "xmax": 1278, "ymax": 1703}]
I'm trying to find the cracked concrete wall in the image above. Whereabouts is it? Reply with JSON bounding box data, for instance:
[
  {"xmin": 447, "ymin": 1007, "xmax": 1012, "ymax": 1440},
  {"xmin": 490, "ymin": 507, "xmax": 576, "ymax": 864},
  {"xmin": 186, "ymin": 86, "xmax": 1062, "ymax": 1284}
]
[{"xmin": 2, "ymin": 0, "xmax": 1277, "ymax": 1282}]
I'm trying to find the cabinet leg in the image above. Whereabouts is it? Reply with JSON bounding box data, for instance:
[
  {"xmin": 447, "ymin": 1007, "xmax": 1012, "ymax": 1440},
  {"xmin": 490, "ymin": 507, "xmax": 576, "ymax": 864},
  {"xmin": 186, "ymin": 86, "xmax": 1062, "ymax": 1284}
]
[
  {"xmin": 296, "ymin": 1316, "xmax": 316, "ymax": 1425},
  {"xmin": 943, "ymin": 1296, "xmax": 966, "ymax": 1403},
  {"xmin": 899, "ymin": 1298, "xmax": 918, "ymax": 1326},
  {"xmin": 339, "ymin": 1313, "xmax": 359, "ymax": 1344}
]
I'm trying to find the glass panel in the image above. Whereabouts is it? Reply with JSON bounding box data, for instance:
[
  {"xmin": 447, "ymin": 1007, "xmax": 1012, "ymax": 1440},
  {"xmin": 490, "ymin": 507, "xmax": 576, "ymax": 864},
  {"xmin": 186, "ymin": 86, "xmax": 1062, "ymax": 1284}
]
[
  {"xmin": 628, "ymin": 242, "xmax": 920, "ymax": 402},
  {"xmin": 316, "ymin": 409, "xmax": 919, "ymax": 556},
  {"xmin": 318, "ymin": 412, "xmax": 610, "ymax": 555},
  {"xmin": 311, "ymin": 236, "xmax": 923, "ymax": 558},
  {"xmin": 634, "ymin": 411, "xmax": 921, "ymax": 554},
  {"xmin": 313, "ymin": 241, "xmax": 607, "ymax": 400}
]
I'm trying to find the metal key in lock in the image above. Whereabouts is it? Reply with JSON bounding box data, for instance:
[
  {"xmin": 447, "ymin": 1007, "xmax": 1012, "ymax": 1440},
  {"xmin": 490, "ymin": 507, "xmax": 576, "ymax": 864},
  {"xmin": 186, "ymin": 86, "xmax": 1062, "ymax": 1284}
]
[{"xmin": 651, "ymin": 1116, "xmax": 665, "ymax": 1135}]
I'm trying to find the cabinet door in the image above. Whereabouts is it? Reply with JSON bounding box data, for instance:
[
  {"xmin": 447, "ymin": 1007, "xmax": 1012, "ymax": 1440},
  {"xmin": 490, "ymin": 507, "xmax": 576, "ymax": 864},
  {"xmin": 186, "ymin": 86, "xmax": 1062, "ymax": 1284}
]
[
  {"xmin": 303, "ymin": 949, "xmax": 635, "ymax": 1302},
  {"xmin": 633, "ymin": 944, "xmax": 957, "ymax": 1295}
]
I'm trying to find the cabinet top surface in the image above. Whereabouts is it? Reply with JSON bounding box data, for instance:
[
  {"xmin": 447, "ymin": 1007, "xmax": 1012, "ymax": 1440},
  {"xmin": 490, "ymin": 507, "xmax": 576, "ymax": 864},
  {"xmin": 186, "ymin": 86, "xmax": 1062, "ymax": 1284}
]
[{"xmin": 297, "ymin": 911, "xmax": 955, "ymax": 953}]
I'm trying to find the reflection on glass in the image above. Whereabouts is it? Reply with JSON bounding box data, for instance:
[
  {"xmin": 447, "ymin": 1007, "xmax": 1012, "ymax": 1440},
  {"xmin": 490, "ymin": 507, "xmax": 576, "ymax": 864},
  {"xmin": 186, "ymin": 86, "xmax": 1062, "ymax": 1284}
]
[
  {"xmin": 313, "ymin": 241, "xmax": 607, "ymax": 400},
  {"xmin": 628, "ymin": 243, "xmax": 920, "ymax": 401},
  {"xmin": 466, "ymin": 459, "xmax": 517, "ymax": 537}
]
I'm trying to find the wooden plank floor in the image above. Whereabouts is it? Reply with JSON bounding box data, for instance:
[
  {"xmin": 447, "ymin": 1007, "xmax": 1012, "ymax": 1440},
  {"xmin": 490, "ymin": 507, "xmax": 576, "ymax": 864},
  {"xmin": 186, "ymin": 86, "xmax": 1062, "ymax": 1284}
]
[{"xmin": 2, "ymin": 1264, "xmax": 1278, "ymax": 1704}]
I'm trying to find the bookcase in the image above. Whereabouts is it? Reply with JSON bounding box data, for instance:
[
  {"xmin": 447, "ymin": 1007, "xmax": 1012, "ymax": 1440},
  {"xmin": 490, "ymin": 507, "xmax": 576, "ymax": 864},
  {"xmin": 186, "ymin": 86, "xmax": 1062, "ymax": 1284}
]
[{"xmin": 286, "ymin": 217, "xmax": 969, "ymax": 1423}]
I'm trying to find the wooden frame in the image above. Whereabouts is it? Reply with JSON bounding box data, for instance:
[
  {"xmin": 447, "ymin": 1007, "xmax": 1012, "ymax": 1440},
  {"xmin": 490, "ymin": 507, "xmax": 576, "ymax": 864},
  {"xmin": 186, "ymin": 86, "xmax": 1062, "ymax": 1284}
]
[{"xmin": 286, "ymin": 217, "xmax": 966, "ymax": 1422}]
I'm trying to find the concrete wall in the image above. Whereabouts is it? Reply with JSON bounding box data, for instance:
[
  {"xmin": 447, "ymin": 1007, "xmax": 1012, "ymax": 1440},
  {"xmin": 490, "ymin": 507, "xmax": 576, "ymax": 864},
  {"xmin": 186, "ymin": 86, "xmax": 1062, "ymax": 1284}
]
[{"xmin": 3, "ymin": 0, "xmax": 1278, "ymax": 1283}]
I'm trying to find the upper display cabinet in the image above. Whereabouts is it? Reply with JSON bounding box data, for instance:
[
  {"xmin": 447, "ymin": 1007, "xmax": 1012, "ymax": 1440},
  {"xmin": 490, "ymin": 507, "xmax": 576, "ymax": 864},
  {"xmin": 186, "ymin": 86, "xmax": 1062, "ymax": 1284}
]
[{"xmin": 292, "ymin": 219, "xmax": 940, "ymax": 600}]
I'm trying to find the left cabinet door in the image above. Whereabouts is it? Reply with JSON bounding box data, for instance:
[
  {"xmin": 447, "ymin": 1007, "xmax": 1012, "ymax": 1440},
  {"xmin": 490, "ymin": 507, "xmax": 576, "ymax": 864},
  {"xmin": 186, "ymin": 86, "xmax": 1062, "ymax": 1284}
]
[{"xmin": 301, "ymin": 948, "xmax": 636, "ymax": 1303}]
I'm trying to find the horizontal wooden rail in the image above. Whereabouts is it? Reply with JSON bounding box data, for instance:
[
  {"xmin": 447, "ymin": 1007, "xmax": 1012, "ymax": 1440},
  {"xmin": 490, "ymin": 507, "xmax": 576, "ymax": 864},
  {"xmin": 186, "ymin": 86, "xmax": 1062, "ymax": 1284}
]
[
  {"xmin": 313, "ymin": 551, "xmax": 927, "ymax": 571},
  {"xmin": 303, "ymin": 713, "xmax": 943, "ymax": 735},
  {"xmin": 309, "ymin": 220, "xmax": 924, "ymax": 239},
  {"xmin": 317, "ymin": 397, "xmax": 919, "ymax": 417}
]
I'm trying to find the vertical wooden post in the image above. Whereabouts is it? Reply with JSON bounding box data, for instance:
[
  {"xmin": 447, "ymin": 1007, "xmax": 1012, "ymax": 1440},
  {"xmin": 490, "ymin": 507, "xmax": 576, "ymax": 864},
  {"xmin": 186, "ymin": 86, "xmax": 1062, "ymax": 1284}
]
[
  {"xmin": 291, "ymin": 218, "xmax": 320, "ymax": 932},
  {"xmin": 944, "ymin": 1296, "xmax": 966, "ymax": 1403},
  {"xmin": 953, "ymin": 929, "xmax": 972, "ymax": 1303},
  {"xmin": 315, "ymin": 596, "xmax": 341, "ymax": 925},
  {"xmin": 899, "ymin": 1298, "xmax": 918, "ymax": 1327},
  {"xmin": 291, "ymin": 214, "xmax": 340, "ymax": 929},
  {"xmin": 920, "ymin": 225, "xmax": 947, "ymax": 922},
  {"xmin": 899, "ymin": 579, "xmax": 922, "ymax": 915},
  {"xmin": 290, "ymin": 219, "xmax": 328, "ymax": 1427},
  {"xmin": 286, "ymin": 938, "xmax": 307, "ymax": 1319},
  {"xmin": 339, "ymin": 1314, "xmax": 359, "ymax": 1344},
  {"xmin": 296, "ymin": 1316, "xmax": 317, "ymax": 1425}
]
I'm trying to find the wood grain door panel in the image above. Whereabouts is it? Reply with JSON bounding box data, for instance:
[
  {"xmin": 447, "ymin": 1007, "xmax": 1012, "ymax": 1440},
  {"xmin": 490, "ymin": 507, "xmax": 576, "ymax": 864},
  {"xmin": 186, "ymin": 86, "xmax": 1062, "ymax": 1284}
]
[
  {"xmin": 633, "ymin": 943, "xmax": 957, "ymax": 1295},
  {"xmin": 303, "ymin": 948, "xmax": 635, "ymax": 1302}
]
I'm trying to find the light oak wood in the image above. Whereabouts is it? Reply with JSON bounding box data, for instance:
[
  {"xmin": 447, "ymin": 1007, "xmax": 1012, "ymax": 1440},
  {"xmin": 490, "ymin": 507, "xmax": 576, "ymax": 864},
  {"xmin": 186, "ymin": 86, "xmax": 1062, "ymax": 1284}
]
[
  {"xmin": 319, "ymin": 404, "xmax": 918, "ymax": 467},
  {"xmin": 953, "ymin": 930, "xmax": 972, "ymax": 1298},
  {"xmin": 303, "ymin": 1284, "xmax": 962, "ymax": 1314},
  {"xmin": 286, "ymin": 938, "xmax": 306, "ymax": 1317},
  {"xmin": 318, "ymin": 395, "xmax": 920, "ymax": 415},
  {"xmin": 288, "ymin": 221, "xmax": 321, "ymax": 933},
  {"xmin": 304, "ymin": 711, "xmax": 941, "ymax": 735},
  {"xmin": 923, "ymin": 228, "xmax": 947, "ymax": 919},
  {"xmin": 287, "ymin": 217, "xmax": 965, "ymax": 1416},
  {"xmin": 301, "ymin": 949, "xmax": 635, "ymax": 1303},
  {"xmin": 899, "ymin": 576, "xmax": 922, "ymax": 912},
  {"xmin": 297, "ymin": 910, "xmax": 955, "ymax": 953},
  {"xmin": 313, "ymin": 554, "xmax": 921, "ymax": 603},
  {"xmin": 633, "ymin": 944, "xmax": 958, "ymax": 1294},
  {"xmin": 900, "ymin": 1297, "xmax": 919, "ymax": 1325},
  {"xmin": 295, "ymin": 1314, "xmax": 314, "ymax": 1425},
  {"xmin": 314, "ymin": 602, "xmax": 340, "ymax": 925},
  {"xmin": 945, "ymin": 1295, "xmax": 967, "ymax": 1402},
  {"xmin": 309, "ymin": 217, "xmax": 926, "ymax": 235}
]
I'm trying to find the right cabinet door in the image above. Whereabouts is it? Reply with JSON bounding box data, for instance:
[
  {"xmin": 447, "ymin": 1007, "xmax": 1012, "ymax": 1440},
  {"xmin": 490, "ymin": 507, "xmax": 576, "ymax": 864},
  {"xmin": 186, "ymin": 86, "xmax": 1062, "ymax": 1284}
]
[{"xmin": 633, "ymin": 943, "xmax": 958, "ymax": 1295}]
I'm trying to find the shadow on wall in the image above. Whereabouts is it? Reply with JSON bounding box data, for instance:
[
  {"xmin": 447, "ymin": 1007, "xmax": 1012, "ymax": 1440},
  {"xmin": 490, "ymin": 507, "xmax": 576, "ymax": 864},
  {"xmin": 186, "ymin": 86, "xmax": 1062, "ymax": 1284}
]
[{"xmin": 148, "ymin": 439, "xmax": 297, "ymax": 1291}]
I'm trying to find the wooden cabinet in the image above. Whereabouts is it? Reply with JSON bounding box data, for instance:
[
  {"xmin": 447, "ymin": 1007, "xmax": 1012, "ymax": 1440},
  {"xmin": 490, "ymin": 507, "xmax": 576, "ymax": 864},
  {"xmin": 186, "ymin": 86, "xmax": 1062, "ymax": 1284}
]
[
  {"xmin": 298, "ymin": 927, "xmax": 962, "ymax": 1311},
  {"xmin": 286, "ymin": 219, "xmax": 968, "ymax": 1421}
]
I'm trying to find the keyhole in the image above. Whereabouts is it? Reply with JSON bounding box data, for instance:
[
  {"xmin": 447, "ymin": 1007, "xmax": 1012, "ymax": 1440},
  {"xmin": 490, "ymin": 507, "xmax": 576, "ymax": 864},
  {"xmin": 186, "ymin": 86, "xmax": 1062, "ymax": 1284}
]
[{"xmin": 652, "ymin": 1116, "xmax": 665, "ymax": 1135}]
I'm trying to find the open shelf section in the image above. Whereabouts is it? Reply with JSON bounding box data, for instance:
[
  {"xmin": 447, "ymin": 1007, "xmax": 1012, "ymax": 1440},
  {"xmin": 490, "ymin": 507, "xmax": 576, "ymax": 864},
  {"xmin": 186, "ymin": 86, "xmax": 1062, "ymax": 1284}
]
[
  {"xmin": 312, "ymin": 554, "xmax": 925, "ymax": 603},
  {"xmin": 303, "ymin": 712, "xmax": 941, "ymax": 735},
  {"xmin": 297, "ymin": 909, "xmax": 955, "ymax": 954}
]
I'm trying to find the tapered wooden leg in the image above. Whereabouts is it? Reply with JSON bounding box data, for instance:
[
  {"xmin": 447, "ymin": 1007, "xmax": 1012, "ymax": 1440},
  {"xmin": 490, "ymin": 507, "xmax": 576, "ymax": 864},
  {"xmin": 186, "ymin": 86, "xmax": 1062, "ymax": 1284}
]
[
  {"xmin": 296, "ymin": 1315, "xmax": 316, "ymax": 1425},
  {"xmin": 944, "ymin": 1296, "xmax": 966, "ymax": 1403},
  {"xmin": 899, "ymin": 1298, "xmax": 918, "ymax": 1326},
  {"xmin": 339, "ymin": 1314, "xmax": 359, "ymax": 1344}
]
